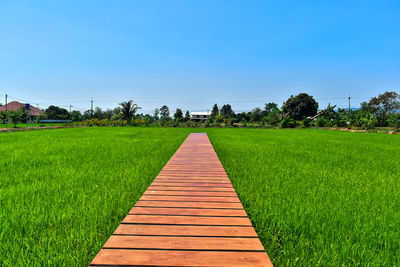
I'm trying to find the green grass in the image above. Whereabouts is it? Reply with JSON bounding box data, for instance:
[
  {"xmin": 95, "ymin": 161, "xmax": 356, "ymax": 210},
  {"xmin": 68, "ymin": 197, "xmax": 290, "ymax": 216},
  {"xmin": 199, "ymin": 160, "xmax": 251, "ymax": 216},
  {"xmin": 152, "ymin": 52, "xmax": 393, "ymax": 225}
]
[
  {"xmin": 207, "ymin": 128, "xmax": 400, "ymax": 266},
  {"xmin": 0, "ymin": 127, "xmax": 194, "ymax": 265},
  {"xmin": 1, "ymin": 127, "xmax": 399, "ymax": 265}
]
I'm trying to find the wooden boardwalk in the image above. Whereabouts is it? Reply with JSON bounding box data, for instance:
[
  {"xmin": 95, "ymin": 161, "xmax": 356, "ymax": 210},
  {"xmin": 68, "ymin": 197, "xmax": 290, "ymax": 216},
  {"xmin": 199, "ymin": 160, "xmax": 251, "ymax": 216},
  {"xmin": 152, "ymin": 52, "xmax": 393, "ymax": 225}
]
[{"xmin": 91, "ymin": 133, "xmax": 272, "ymax": 266}]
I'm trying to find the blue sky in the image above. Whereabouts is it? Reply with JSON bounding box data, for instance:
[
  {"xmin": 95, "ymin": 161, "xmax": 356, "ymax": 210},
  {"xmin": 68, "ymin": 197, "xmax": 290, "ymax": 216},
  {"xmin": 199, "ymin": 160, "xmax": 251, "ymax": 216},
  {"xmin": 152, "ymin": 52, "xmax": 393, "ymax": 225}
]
[{"xmin": 0, "ymin": 0, "xmax": 399, "ymax": 114}]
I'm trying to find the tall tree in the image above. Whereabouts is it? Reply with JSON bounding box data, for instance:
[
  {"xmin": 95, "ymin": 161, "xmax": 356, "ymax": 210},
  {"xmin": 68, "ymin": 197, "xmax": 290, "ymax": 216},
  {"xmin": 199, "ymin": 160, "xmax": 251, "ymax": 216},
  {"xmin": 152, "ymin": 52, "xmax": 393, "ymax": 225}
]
[
  {"xmin": 119, "ymin": 100, "xmax": 141, "ymax": 125},
  {"xmin": 236, "ymin": 112, "xmax": 249, "ymax": 122},
  {"xmin": 8, "ymin": 109, "xmax": 24, "ymax": 127},
  {"xmin": 264, "ymin": 102, "xmax": 279, "ymax": 114},
  {"xmin": 71, "ymin": 110, "xmax": 82, "ymax": 122},
  {"xmin": 321, "ymin": 103, "xmax": 339, "ymax": 120},
  {"xmin": 153, "ymin": 108, "xmax": 160, "ymax": 121},
  {"xmin": 160, "ymin": 105, "xmax": 170, "ymax": 120},
  {"xmin": 94, "ymin": 107, "xmax": 103, "ymax": 119},
  {"xmin": 367, "ymin": 91, "xmax": 400, "ymax": 124},
  {"xmin": 45, "ymin": 105, "xmax": 69, "ymax": 120},
  {"xmin": 184, "ymin": 110, "xmax": 190, "ymax": 122},
  {"xmin": 211, "ymin": 104, "xmax": 219, "ymax": 117},
  {"xmin": 174, "ymin": 108, "xmax": 183, "ymax": 122},
  {"xmin": 282, "ymin": 93, "xmax": 318, "ymax": 120},
  {"xmin": 251, "ymin": 107, "xmax": 262, "ymax": 122},
  {"xmin": 83, "ymin": 110, "xmax": 92, "ymax": 120},
  {"xmin": 220, "ymin": 104, "xmax": 235, "ymax": 118},
  {"xmin": 103, "ymin": 109, "xmax": 114, "ymax": 120}
]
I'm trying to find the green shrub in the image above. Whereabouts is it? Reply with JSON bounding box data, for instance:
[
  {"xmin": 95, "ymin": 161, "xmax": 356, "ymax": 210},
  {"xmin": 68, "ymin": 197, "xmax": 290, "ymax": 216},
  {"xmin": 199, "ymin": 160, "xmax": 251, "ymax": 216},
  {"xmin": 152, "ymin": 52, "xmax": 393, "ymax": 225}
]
[
  {"xmin": 316, "ymin": 117, "xmax": 327, "ymax": 127},
  {"xmin": 281, "ymin": 118, "xmax": 296, "ymax": 128},
  {"xmin": 301, "ymin": 118, "xmax": 311, "ymax": 128},
  {"xmin": 388, "ymin": 113, "xmax": 400, "ymax": 129},
  {"xmin": 360, "ymin": 115, "xmax": 378, "ymax": 129}
]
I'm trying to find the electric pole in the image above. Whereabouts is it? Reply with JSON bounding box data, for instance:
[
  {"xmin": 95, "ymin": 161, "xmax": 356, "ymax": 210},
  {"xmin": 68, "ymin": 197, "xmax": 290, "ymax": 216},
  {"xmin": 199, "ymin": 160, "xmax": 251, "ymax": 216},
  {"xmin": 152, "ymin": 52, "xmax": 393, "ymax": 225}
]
[
  {"xmin": 5, "ymin": 94, "xmax": 7, "ymax": 128},
  {"xmin": 69, "ymin": 105, "xmax": 72, "ymax": 125},
  {"xmin": 90, "ymin": 98, "xmax": 94, "ymax": 118},
  {"xmin": 348, "ymin": 94, "xmax": 351, "ymax": 113}
]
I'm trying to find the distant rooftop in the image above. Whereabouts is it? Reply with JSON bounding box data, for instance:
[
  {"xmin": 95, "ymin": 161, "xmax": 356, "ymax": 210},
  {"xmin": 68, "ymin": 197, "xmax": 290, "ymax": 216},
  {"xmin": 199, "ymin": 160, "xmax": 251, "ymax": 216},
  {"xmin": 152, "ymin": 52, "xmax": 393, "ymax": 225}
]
[
  {"xmin": 0, "ymin": 101, "xmax": 44, "ymax": 116},
  {"xmin": 191, "ymin": 112, "xmax": 211, "ymax": 116}
]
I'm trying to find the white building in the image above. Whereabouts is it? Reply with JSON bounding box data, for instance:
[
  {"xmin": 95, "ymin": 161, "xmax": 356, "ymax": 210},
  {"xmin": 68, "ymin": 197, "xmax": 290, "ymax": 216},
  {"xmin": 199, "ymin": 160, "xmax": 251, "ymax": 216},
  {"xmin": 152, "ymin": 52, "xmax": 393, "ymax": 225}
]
[{"xmin": 191, "ymin": 111, "xmax": 211, "ymax": 121}]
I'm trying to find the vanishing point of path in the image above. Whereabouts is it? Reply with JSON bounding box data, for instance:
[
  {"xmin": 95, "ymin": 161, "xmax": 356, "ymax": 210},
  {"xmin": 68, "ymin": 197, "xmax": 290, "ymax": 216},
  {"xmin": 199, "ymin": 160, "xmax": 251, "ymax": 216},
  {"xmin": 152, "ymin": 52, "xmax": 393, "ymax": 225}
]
[{"xmin": 91, "ymin": 133, "xmax": 272, "ymax": 266}]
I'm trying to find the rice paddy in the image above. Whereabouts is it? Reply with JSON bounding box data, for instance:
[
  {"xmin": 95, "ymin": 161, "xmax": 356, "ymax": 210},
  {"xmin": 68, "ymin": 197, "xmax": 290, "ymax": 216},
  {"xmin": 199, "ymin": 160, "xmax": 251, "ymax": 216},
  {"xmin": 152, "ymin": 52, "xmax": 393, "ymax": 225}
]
[
  {"xmin": 207, "ymin": 128, "xmax": 400, "ymax": 266},
  {"xmin": 1, "ymin": 127, "xmax": 399, "ymax": 265}
]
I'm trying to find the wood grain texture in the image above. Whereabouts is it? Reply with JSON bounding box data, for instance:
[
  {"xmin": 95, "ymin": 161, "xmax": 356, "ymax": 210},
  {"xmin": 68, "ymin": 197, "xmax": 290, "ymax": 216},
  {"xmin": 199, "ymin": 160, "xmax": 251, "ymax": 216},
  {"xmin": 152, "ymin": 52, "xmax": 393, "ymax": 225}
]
[
  {"xmin": 91, "ymin": 249, "xmax": 272, "ymax": 266},
  {"xmin": 129, "ymin": 207, "xmax": 247, "ymax": 216},
  {"xmin": 113, "ymin": 224, "xmax": 259, "ymax": 237}
]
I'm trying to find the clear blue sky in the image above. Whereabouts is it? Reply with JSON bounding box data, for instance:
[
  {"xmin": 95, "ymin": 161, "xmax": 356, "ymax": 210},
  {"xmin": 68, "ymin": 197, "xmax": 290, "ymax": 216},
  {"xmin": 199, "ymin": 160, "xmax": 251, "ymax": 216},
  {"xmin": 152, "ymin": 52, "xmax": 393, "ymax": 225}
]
[{"xmin": 0, "ymin": 0, "xmax": 399, "ymax": 114}]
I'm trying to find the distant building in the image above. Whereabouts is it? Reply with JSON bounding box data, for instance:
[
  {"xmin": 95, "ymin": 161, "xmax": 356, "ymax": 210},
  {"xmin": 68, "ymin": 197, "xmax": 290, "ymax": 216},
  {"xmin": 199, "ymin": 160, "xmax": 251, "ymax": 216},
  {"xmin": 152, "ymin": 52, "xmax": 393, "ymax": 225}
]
[
  {"xmin": 0, "ymin": 101, "xmax": 44, "ymax": 116},
  {"xmin": 191, "ymin": 111, "xmax": 211, "ymax": 121}
]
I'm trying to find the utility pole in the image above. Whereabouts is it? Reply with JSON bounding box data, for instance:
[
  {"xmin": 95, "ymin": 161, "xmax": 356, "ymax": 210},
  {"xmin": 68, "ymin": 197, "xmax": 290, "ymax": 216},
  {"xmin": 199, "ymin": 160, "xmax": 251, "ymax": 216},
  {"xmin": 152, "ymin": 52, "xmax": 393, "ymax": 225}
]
[
  {"xmin": 348, "ymin": 94, "xmax": 351, "ymax": 113},
  {"xmin": 5, "ymin": 94, "xmax": 7, "ymax": 128},
  {"xmin": 69, "ymin": 105, "xmax": 72, "ymax": 125},
  {"xmin": 90, "ymin": 98, "xmax": 94, "ymax": 118},
  {"xmin": 26, "ymin": 104, "xmax": 30, "ymax": 127}
]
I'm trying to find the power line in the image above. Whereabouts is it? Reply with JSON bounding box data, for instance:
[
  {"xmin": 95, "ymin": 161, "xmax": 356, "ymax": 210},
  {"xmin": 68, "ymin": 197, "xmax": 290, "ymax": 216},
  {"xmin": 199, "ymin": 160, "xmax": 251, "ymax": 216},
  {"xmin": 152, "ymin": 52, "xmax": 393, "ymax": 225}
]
[{"xmin": 0, "ymin": 92, "xmax": 374, "ymax": 115}]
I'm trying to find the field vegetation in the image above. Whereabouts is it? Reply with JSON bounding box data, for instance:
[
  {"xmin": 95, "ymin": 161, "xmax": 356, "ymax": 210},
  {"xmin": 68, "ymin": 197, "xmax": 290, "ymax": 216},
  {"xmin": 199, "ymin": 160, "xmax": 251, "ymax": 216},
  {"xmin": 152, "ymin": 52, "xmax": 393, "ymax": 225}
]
[
  {"xmin": 208, "ymin": 128, "xmax": 400, "ymax": 265},
  {"xmin": 0, "ymin": 127, "xmax": 193, "ymax": 265},
  {"xmin": 0, "ymin": 127, "xmax": 399, "ymax": 265}
]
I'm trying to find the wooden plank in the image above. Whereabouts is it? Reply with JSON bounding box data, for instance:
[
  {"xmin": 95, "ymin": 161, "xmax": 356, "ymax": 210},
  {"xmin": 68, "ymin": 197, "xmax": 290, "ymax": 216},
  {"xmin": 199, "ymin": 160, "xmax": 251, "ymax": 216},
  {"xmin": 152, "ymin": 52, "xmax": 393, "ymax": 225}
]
[
  {"xmin": 103, "ymin": 235, "xmax": 265, "ymax": 251},
  {"xmin": 91, "ymin": 249, "xmax": 272, "ymax": 266},
  {"xmin": 129, "ymin": 207, "xmax": 247, "ymax": 216},
  {"xmin": 122, "ymin": 215, "xmax": 252, "ymax": 226},
  {"xmin": 161, "ymin": 168, "xmax": 226, "ymax": 170},
  {"xmin": 144, "ymin": 190, "xmax": 237, "ymax": 197},
  {"xmin": 158, "ymin": 172, "xmax": 227, "ymax": 175},
  {"xmin": 151, "ymin": 181, "xmax": 233, "ymax": 185},
  {"xmin": 154, "ymin": 178, "xmax": 231, "ymax": 182},
  {"xmin": 151, "ymin": 182, "xmax": 233, "ymax": 187},
  {"xmin": 136, "ymin": 200, "xmax": 244, "ymax": 209},
  {"xmin": 158, "ymin": 174, "xmax": 229, "ymax": 177},
  {"xmin": 147, "ymin": 186, "xmax": 235, "ymax": 191},
  {"xmin": 140, "ymin": 195, "xmax": 241, "ymax": 202},
  {"xmin": 114, "ymin": 224, "xmax": 259, "ymax": 237}
]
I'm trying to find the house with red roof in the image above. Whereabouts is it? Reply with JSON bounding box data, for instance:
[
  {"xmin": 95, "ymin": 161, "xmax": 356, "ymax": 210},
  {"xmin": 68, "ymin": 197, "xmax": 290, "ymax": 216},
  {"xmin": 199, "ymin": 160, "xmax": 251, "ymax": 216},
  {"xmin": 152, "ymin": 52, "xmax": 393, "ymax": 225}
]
[{"xmin": 0, "ymin": 101, "xmax": 44, "ymax": 116}]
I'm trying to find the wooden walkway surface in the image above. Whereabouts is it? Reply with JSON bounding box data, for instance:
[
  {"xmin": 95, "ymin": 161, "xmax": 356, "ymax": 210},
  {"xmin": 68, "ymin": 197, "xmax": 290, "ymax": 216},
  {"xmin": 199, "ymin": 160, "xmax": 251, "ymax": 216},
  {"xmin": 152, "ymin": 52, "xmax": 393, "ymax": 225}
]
[{"xmin": 91, "ymin": 133, "xmax": 272, "ymax": 266}]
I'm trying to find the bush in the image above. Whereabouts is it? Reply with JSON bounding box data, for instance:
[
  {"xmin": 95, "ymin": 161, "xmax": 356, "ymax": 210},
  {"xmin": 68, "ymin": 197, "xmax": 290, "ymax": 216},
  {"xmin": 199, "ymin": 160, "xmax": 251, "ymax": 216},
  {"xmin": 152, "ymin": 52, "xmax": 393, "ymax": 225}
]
[
  {"xmin": 281, "ymin": 118, "xmax": 296, "ymax": 128},
  {"xmin": 388, "ymin": 113, "xmax": 400, "ymax": 129},
  {"xmin": 360, "ymin": 115, "xmax": 378, "ymax": 129},
  {"xmin": 301, "ymin": 118, "xmax": 311, "ymax": 128},
  {"xmin": 315, "ymin": 117, "xmax": 327, "ymax": 127},
  {"xmin": 335, "ymin": 119, "xmax": 348, "ymax": 128},
  {"xmin": 132, "ymin": 118, "xmax": 145, "ymax": 126},
  {"xmin": 263, "ymin": 110, "xmax": 281, "ymax": 126}
]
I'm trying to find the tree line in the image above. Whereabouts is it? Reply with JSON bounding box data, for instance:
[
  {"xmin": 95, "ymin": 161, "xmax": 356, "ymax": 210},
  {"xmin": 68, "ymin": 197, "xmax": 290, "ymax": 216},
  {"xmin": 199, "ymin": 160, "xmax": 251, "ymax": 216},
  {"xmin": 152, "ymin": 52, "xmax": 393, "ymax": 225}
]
[{"xmin": 1, "ymin": 91, "xmax": 399, "ymax": 129}]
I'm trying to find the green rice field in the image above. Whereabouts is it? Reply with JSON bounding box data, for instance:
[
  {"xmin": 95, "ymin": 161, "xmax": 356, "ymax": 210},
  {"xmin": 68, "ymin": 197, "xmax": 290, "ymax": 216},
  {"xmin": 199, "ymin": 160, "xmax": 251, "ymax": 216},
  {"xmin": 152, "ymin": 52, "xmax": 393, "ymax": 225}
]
[{"xmin": 0, "ymin": 127, "xmax": 399, "ymax": 265}]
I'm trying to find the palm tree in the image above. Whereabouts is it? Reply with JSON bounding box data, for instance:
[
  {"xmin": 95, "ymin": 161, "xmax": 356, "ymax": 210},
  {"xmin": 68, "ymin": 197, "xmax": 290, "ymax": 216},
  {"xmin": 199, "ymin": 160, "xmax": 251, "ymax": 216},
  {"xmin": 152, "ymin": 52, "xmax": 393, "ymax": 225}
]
[{"xmin": 119, "ymin": 100, "xmax": 141, "ymax": 125}]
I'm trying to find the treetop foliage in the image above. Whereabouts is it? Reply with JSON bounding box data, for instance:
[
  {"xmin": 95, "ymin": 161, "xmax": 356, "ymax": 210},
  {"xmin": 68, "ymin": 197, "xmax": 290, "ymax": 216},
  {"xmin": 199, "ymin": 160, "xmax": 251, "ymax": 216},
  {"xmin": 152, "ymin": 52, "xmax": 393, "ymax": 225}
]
[
  {"xmin": 282, "ymin": 93, "xmax": 318, "ymax": 120},
  {"xmin": 211, "ymin": 104, "xmax": 219, "ymax": 117}
]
